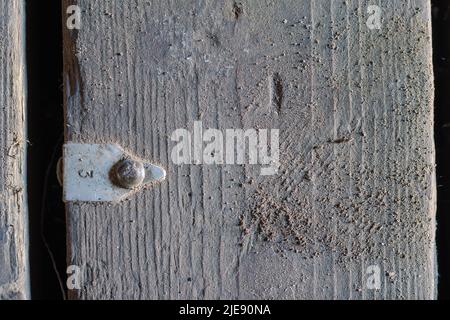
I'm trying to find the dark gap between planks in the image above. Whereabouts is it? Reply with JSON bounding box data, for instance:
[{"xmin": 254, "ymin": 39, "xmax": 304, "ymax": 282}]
[
  {"xmin": 26, "ymin": 0, "xmax": 66, "ymax": 300},
  {"xmin": 432, "ymin": 0, "xmax": 450, "ymax": 300}
]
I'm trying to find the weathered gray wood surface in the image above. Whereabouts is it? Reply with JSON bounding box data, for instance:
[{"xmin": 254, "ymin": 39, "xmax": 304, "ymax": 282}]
[
  {"xmin": 0, "ymin": 0, "xmax": 29, "ymax": 300},
  {"xmin": 63, "ymin": 0, "xmax": 436, "ymax": 299}
]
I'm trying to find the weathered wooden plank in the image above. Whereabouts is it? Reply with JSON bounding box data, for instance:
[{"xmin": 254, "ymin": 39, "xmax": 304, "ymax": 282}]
[
  {"xmin": 0, "ymin": 0, "xmax": 29, "ymax": 300},
  {"xmin": 63, "ymin": 0, "xmax": 436, "ymax": 299}
]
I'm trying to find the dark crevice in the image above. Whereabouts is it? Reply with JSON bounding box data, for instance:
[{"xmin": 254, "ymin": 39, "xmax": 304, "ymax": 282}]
[
  {"xmin": 26, "ymin": 1, "xmax": 66, "ymax": 299},
  {"xmin": 232, "ymin": 2, "xmax": 243, "ymax": 20},
  {"xmin": 272, "ymin": 73, "xmax": 283, "ymax": 114},
  {"xmin": 432, "ymin": 1, "xmax": 450, "ymax": 300}
]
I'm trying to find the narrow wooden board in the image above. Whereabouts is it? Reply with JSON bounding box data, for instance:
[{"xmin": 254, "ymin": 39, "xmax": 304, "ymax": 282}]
[
  {"xmin": 63, "ymin": 0, "xmax": 436, "ymax": 299},
  {"xmin": 0, "ymin": 0, "xmax": 29, "ymax": 300}
]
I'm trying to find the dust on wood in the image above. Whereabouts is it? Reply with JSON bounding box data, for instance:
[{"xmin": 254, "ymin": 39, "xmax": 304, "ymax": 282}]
[{"xmin": 63, "ymin": 0, "xmax": 436, "ymax": 300}]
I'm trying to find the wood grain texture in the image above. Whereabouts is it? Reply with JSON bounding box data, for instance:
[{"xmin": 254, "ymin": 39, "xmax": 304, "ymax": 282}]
[
  {"xmin": 0, "ymin": 0, "xmax": 29, "ymax": 300},
  {"xmin": 63, "ymin": 0, "xmax": 436, "ymax": 300}
]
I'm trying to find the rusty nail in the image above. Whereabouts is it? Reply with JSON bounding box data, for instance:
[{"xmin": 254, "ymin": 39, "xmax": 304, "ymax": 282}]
[{"xmin": 113, "ymin": 159, "xmax": 145, "ymax": 189}]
